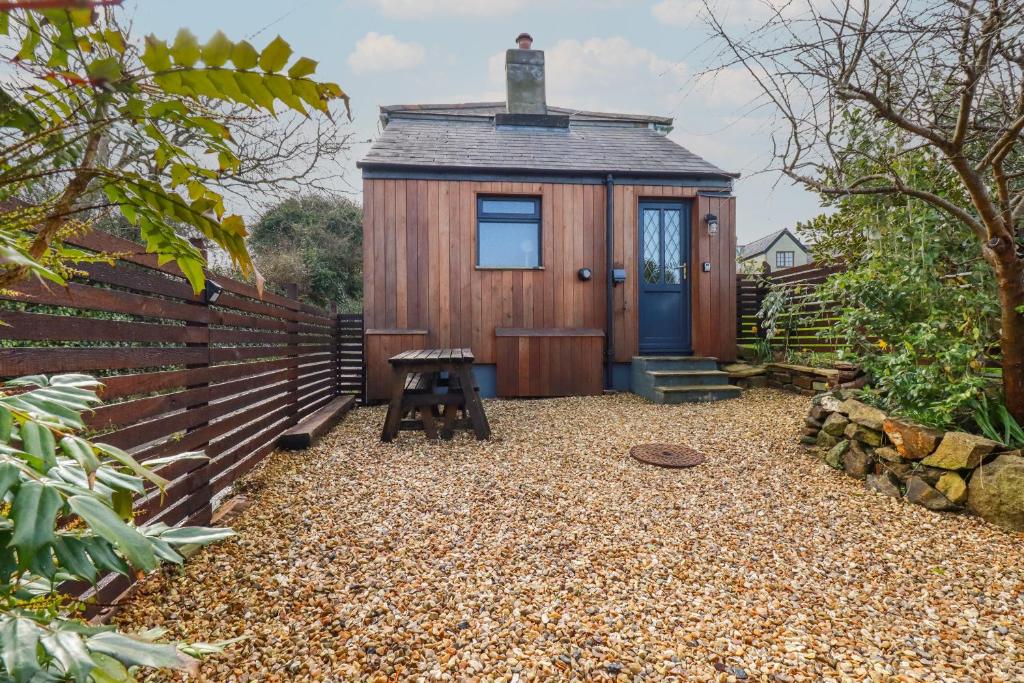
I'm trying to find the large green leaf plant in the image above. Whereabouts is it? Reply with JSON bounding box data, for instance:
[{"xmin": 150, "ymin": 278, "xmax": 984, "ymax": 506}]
[
  {"xmin": 0, "ymin": 6, "xmax": 348, "ymax": 294},
  {"xmin": 1, "ymin": 374, "xmax": 237, "ymax": 681}
]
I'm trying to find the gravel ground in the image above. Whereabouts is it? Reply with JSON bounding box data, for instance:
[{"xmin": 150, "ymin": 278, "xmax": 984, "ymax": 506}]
[{"xmin": 117, "ymin": 390, "xmax": 1024, "ymax": 682}]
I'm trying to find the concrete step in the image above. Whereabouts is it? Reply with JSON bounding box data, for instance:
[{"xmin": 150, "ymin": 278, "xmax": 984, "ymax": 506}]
[
  {"xmin": 631, "ymin": 356, "xmax": 719, "ymax": 372},
  {"xmin": 644, "ymin": 369, "xmax": 730, "ymax": 387},
  {"xmin": 652, "ymin": 384, "xmax": 742, "ymax": 403}
]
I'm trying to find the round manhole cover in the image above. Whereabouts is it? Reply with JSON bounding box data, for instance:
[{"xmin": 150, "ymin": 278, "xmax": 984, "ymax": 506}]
[{"xmin": 630, "ymin": 443, "xmax": 706, "ymax": 468}]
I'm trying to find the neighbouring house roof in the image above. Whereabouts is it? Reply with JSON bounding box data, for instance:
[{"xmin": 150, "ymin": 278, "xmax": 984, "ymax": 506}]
[
  {"xmin": 738, "ymin": 228, "xmax": 809, "ymax": 259},
  {"xmin": 357, "ymin": 102, "xmax": 737, "ymax": 179}
]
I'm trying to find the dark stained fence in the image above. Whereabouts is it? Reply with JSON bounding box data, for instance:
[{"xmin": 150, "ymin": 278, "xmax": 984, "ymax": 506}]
[
  {"xmin": 0, "ymin": 229, "xmax": 363, "ymax": 608},
  {"xmin": 737, "ymin": 262, "xmax": 846, "ymax": 353}
]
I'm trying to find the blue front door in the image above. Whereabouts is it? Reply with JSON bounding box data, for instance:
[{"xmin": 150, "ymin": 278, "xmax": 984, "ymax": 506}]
[{"xmin": 638, "ymin": 201, "xmax": 691, "ymax": 354}]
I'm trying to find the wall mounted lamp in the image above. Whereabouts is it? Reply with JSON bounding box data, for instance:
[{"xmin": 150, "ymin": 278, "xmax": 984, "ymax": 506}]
[
  {"xmin": 704, "ymin": 213, "xmax": 719, "ymax": 236},
  {"xmin": 203, "ymin": 279, "xmax": 224, "ymax": 305}
]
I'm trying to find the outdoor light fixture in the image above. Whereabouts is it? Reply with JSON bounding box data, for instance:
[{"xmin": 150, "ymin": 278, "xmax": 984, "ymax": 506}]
[
  {"xmin": 705, "ymin": 213, "xmax": 719, "ymax": 235},
  {"xmin": 612, "ymin": 268, "xmax": 627, "ymax": 286},
  {"xmin": 577, "ymin": 267, "xmax": 593, "ymax": 281},
  {"xmin": 203, "ymin": 279, "xmax": 224, "ymax": 305}
]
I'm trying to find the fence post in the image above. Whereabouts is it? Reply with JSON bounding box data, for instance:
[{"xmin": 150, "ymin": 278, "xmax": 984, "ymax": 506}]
[
  {"xmin": 185, "ymin": 238, "xmax": 213, "ymax": 525},
  {"xmin": 284, "ymin": 283, "xmax": 301, "ymax": 426},
  {"xmin": 331, "ymin": 303, "xmax": 341, "ymax": 397}
]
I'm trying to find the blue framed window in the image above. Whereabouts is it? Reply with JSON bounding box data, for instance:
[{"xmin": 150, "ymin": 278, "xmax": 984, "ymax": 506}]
[{"xmin": 477, "ymin": 196, "xmax": 541, "ymax": 268}]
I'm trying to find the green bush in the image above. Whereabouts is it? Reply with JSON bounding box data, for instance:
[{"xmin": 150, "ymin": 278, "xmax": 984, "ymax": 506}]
[{"xmin": 1, "ymin": 374, "xmax": 236, "ymax": 680}]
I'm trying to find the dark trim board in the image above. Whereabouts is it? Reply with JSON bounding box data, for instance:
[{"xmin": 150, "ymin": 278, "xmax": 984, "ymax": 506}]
[
  {"xmin": 277, "ymin": 395, "xmax": 356, "ymax": 450},
  {"xmin": 362, "ymin": 167, "xmax": 735, "ymax": 189}
]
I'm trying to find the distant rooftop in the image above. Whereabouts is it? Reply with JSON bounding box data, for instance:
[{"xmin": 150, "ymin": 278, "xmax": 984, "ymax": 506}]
[
  {"xmin": 358, "ymin": 101, "xmax": 737, "ymax": 180},
  {"xmin": 738, "ymin": 229, "xmax": 808, "ymax": 259}
]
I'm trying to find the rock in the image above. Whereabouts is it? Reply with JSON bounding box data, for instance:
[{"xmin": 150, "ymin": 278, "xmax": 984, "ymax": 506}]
[
  {"xmin": 842, "ymin": 442, "xmax": 873, "ymax": 479},
  {"xmin": 804, "ymin": 416, "xmax": 823, "ymax": 429},
  {"xmin": 936, "ymin": 472, "xmax": 968, "ymax": 505},
  {"xmin": 844, "ymin": 422, "xmax": 884, "ymax": 447},
  {"xmin": 801, "ymin": 426, "xmax": 820, "ymax": 437},
  {"xmin": 821, "ymin": 412, "xmax": 849, "ymax": 437},
  {"xmin": 815, "ymin": 430, "xmax": 839, "ymax": 450},
  {"xmin": 920, "ymin": 432, "xmax": 1000, "ymax": 470},
  {"xmin": 824, "ymin": 440, "xmax": 849, "ymax": 469},
  {"xmin": 874, "ymin": 446, "xmax": 904, "ymax": 463},
  {"xmin": 882, "ymin": 460, "xmax": 915, "ymax": 482},
  {"xmin": 882, "ymin": 418, "xmax": 943, "ymax": 460},
  {"xmin": 819, "ymin": 394, "xmax": 844, "ymax": 413},
  {"xmin": 808, "ymin": 405, "xmax": 828, "ymax": 421},
  {"xmin": 905, "ymin": 476, "xmax": 958, "ymax": 511},
  {"xmin": 967, "ymin": 452, "xmax": 1024, "ymax": 532},
  {"xmin": 841, "ymin": 400, "xmax": 888, "ymax": 431},
  {"xmin": 812, "ymin": 380, "xmax": 829, "ymax": 392},
  {"xmin": 865, "ymin": 471, "xmax": 901, "ymax": 498},
  {"xmin": 799, "ymin": 435, "xmax": 817, "ymax": 446}
]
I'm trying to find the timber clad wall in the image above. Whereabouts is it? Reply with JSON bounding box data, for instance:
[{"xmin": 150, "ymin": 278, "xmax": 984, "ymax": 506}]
[{"xmin": 363, "ymin": 178, "xmax": 737, "ymax": 398}]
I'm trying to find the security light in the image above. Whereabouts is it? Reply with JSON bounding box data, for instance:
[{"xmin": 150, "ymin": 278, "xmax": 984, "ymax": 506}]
[
  {"xmin": 577, "ymin": 267, "xmax": 593, "ymax": 281},
  {"xmin": 203, "ymin": 279, "xmax": 224, "ymax": 305},
  {"xmin": 705, "ymin": 213, "xmax": 719, "ymax": 235}
]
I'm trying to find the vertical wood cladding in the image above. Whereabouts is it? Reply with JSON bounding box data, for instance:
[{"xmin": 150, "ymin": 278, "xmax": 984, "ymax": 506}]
[{"xmin": 363, "ymin": 179, "xmax": 737, "ymax": 397}]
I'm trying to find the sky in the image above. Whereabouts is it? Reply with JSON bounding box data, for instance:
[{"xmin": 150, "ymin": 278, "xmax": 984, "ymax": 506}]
[{"xmin": 125, "ymin": 0, "xmax": 824, "ymax": 244}]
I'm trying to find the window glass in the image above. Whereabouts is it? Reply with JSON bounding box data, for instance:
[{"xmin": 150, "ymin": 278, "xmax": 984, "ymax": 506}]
[
  {"xmin": 481, "ymin": 199, "xmax": 538, "ymax": 215},
  {"xmin": 478, "ymin": 196, "xmax": 541, "ymax": 268},
  {"xmin": 776, "ymin": 251, "xmax": 794, "ymax": 268},
  {"xmin": 478, "ymin": 222, "xmax": 540, "ymax": 267}
]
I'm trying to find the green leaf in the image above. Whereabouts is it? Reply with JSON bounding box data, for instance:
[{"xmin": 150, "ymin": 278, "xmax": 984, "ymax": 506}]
[
  {"xmin": 94, "ymin": 442, "xmax": 169, "ymax": 490},
  {"xmin": 0, "ymin": 615, "xmax": 43, "ymax": 683},
  {"xmin": 40, "ymin": 627, "xmax": 94, "ymax": 682},
  {"xmin": 10, "ymin": 481, "xmax": 62, "ymax": 568},
  {"xmin": 19, "ymin": 422, "xmax": 57, "ymax": 472},
  {"xmin": 52, "ymin": 536, "xmax": 99, "ymax": 582},
  {"xmin": 142, "ymin": 36, "xmax": 172, "ymax": 71},
  {"xmin": 158, "ymin": 526, "xmax": 236, "ymax": 546},
  {"xmin": 68, "ymin": 496, "xmax": 157, "ymax": 572},
  {"xmin": 231, "ymin": 40, "xmax": 259, "ymax": 69},
  {"xmin": 0, "ymin": 405, "xmax": 12, "ymax": 440},
  {"xmin": 202, "ymin": 31, "xmax": 232, "ymax": 67},
  {"xmin": 61, "ymin": 436, "xmax": 101, "ymax": 474},
  {"xmin": 170, "ymin": 29, "xmax": 201, "ymax": 67},
  {"xmin": 0, "ymin": 461, "xmax": 20, "ymax": 501},
  {"xmin": 81, "ymin": 536, "xmax": 129, "ymax": 576},
  {"xmin": 258, "ymin": 35, "xmax": 292, "ymax": 73},
  {"xmin": 111, "ymin": 489, "xmax": 134, "ymax": 520},
  {"xmin": 287, "ymin": 57, "xmax": 318, "ymax": 79},
  {"xmin": 86, "ymin": 56, "xmax": 123, "ymax": 83},
  {"xmin": 88, "ymin": 652, "xmax": 129, "ymax": 683},
  {"xmin": 87, "ymin": 632, "xmax": 199, "ymax": 674}
]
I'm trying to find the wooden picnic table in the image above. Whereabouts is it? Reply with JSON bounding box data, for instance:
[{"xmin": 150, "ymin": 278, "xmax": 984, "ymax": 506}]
[{"xmin": 380, "ymin": 348, "xmax": 491, "ymax": 442}]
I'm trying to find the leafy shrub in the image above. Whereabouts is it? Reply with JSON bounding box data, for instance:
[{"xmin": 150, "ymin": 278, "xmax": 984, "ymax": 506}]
[
  {"xmin": 1, "ymin": 374, "xmax": 235, "ymax": 680},
  {"xmin": 807, "ymin": 171, "xmax": 1000, "ymax": 429}
]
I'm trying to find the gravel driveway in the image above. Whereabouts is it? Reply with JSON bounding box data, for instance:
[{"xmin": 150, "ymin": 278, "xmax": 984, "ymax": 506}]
[{"xmin": 118, "ymin": 390, "xmax": 1024, "ymax": 682}]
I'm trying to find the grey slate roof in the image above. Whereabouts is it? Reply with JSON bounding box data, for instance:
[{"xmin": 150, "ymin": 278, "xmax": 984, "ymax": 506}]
[
  {"xmin": 358, "ymin": 102, "xmax": 736, "ymax": 179},
  {"xmin": 738, "ymin": 228, "xmax": 808, "ymax": 259}
]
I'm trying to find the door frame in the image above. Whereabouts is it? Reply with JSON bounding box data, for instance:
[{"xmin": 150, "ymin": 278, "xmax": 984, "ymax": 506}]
[{"xmin": 637, "ymin": 199, "xmax": 692, "ymax": 355}]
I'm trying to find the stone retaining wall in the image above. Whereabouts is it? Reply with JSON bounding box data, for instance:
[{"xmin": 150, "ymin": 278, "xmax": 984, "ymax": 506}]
[{"xmin": 801, "ymin": 391, "xmax": 1024, "ymax": 532}]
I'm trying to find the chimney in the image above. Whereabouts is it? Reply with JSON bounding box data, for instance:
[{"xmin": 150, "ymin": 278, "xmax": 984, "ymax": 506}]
[{"xmin": 506, "ymin": 38, "xmax": 546, "ymax": 115}]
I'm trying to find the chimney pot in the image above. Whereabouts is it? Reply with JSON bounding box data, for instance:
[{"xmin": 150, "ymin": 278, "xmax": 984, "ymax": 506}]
[
  {"xmin": 515, "ymin": 32, "xmax": 533, "ymax": 49},
  {"xmin": 505, "ymin": 47, "xmax": 546, "ymax": 115}
]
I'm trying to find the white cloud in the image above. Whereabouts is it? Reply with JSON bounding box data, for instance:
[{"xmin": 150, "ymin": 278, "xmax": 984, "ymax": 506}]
[
  {"xmin": 347, "ymin": 32, "xmax": 425, "ymax": 74},
  {"xmin": 365, "ymin": 0, "xmax": 531, "ymax": 19},
  {"xmin": 652, "ymin": 0, "xmax": 813, "ymax": 27}
]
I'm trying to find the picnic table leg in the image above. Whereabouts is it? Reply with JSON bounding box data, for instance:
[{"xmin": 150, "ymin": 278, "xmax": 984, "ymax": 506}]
[
  {"xmin": 456, "ymin": 366, "xmax": 491, "ymax": 440},
  {"xmin": 439, "ymin": 404, "xmax": 458, "ymax": 440},
  {"xmin": 380, "ymin": 366, "xmax": 408, "ymax": 442},
  {"xmin": 419, "ymin": 406, "xmax": 439, "ymax": 439}
]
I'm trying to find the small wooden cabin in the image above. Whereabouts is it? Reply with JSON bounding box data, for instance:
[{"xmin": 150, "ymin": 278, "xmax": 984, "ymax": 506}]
[{"xmin": 358, "ymin": 44, "xmax": 738, "ymax": 401}]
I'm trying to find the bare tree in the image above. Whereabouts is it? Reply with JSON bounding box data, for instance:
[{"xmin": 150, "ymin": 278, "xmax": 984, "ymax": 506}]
[{"xmin": 703, "ymin": 0, "xmax": 1024, "ymax": 419}]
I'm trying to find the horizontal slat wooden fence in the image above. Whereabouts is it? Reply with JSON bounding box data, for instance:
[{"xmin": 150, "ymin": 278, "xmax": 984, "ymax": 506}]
[
  {"xmin": 737, "ymin": 262, "xmax": 846, "ymax": 352},
  {"xmin": 0, "ymin": 229, "xmax": 363, "ymax": 608}
]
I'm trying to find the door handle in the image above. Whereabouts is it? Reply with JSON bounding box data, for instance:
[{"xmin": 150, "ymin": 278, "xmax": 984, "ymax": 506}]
[{"xmin": 677, "ymin": 263, "xmax": 687, "ymax": 280}]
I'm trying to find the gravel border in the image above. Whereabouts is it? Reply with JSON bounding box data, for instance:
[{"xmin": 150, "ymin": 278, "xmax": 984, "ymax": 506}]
[{"xmin": 118, "ymin": 390, "xmax": 1024, "ymax": 681}]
